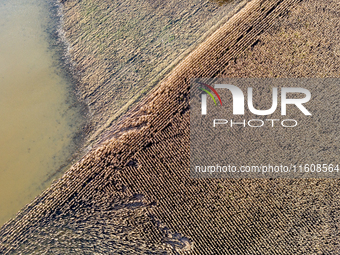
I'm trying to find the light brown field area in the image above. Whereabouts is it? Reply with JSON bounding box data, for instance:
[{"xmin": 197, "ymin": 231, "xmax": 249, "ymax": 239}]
[
  {"xmin": 60, "ymin": 0, "xmax": 248, "ymax": 145},
  {"xmin": 2, "ymin": 0, "xmax": 340, "ymax": 254}
]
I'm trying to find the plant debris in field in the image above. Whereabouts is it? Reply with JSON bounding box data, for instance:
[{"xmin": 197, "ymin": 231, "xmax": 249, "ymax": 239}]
[
  {"xmin": 3, "ymin": 0, "xmax": 340, "ymax": 254},
  {"xmin": 60, "ymin": 0, "xmax": 245, "ymax": 145},
  {"xmin": 210, "ymin": 0, "xmax": 235, "ymax": 6}
]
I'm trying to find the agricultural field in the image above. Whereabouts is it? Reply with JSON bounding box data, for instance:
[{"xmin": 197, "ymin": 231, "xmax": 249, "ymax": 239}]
[
  {"xmin": 2, "ymin": 0, "xmax": 340, "ymax": 254},
  {"xmin": 60, "ymin": 0, "xmax": 248, "ymax": 145}
]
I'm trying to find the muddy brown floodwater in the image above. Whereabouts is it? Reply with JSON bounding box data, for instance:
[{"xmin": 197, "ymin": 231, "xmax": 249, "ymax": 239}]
[{"xmin": 0, "ymin": 0, "xmax": 85, "ymax": 226}]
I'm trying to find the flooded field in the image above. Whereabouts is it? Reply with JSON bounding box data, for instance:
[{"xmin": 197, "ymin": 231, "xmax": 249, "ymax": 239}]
[{"xmin": 0, "ymin": 0, "xmax": 86, "ymax": 226}]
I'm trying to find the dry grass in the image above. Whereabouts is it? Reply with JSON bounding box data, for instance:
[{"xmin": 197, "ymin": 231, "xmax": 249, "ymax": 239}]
[
  {"xmin": 60, "ymin": 0, "xmax": 248, "ymax": 146},
  {"xmin": 210, "ymin": 0, "xmax": 235, "ymax": 6},
  {"xmin": 3, "ymin": 0, "xmax": 340, "ymax": 254}
]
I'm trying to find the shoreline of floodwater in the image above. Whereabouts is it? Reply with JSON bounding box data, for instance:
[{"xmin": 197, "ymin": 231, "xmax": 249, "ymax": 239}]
[{"xmin": 0, "ymin": 0, "xmax": 89, "ymax": 225}]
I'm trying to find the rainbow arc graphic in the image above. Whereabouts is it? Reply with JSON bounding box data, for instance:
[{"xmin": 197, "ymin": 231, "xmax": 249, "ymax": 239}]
[{"xmin": 198, "ymin": 82, "xmax": 222, "ymax": 106}]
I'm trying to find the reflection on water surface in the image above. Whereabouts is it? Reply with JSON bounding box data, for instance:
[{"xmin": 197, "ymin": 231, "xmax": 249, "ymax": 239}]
[{"xmin": 0, "ymin": 0, "xmax": 85, "ymax": 225}]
